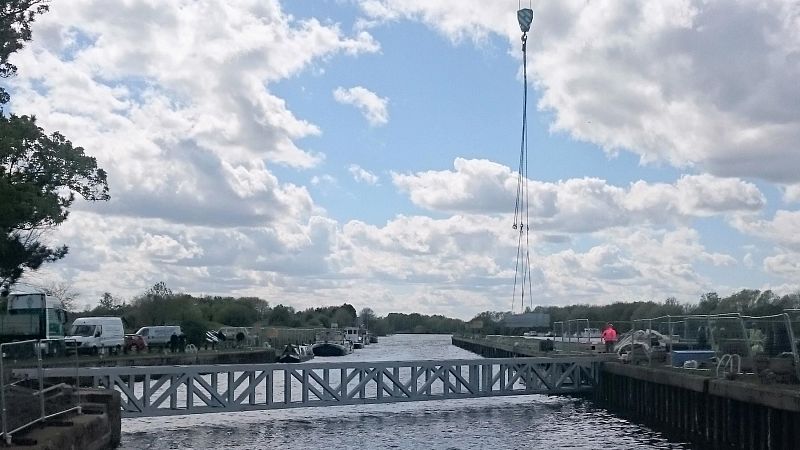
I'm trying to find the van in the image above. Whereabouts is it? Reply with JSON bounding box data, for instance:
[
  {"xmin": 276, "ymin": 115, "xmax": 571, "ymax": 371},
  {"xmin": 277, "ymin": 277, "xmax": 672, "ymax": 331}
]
[
  {"xmin": 136, "ymin": 325, "xmax": 183, "ymax": 348},
  {"xmin": 66, "ymin": 317, "xmax": 125, "ymax": 354}
]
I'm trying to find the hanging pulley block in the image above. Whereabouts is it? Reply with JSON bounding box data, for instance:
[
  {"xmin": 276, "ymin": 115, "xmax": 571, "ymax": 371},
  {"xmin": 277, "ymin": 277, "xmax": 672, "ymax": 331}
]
[{"xmin": 517, "ymin": 8, "xmax": 533, "ymax": 33}]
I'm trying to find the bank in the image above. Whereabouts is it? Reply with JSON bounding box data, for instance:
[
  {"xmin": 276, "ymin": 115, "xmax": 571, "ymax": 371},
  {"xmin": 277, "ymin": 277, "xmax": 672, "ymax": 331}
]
[{"xmin": 453, "ymin": 334, "xmax": 800, "ymax": 449}]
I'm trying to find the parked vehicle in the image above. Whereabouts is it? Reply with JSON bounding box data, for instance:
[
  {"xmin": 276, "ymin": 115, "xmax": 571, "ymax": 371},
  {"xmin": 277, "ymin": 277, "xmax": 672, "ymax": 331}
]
[
  {"xmin": 66, "ymin": 317, "xmax": 125, "ymax": 355},
  {"xmin": 135, "ymin": 325, "xmax": 183, "ymax": 349},
  {"xmin": 0, "ymin": 292, "xmax": 68, "ymax": 356},
  {"xmin": 124, "ymin": 334, "xmax": 147, "ymax": 353}
]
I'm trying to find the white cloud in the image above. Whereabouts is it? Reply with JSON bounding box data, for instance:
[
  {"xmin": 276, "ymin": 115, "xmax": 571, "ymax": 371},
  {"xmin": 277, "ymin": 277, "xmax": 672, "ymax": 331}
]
[
  {"xmin": 348, "ymin": 164, "xmax": 379, "ymax": 185},
  {"xmin": 10, "ymin": 1, "xmax": 795, "ymax": 318},
  {"xmin": 359, "ymin": 0, "xmax": 800, "ymax": 182},
  {"xmin": 732, "ymin": 210, "xmax": 800, "ymax": 251},
  {"xmin": 333, "ymin": 86, "xmax": 389, "ymax": 126},
  {"xmin": 783, "ymin": 184, "xmax": 800, "ymax": 203},
  {"xmin": 10, "ymin": 0, "xmax": 379, "ymax": 229},
  {"xmin": 393, "ymin": 158, "xmax": 765, "ymax": 232},
  {"xmin": 311, "ymin": 174, "xmax": 337, "ymax": 186}
]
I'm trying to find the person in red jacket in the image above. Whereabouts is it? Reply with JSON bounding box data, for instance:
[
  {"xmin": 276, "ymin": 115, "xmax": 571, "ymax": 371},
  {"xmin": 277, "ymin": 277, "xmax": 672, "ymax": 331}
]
[{"xmin": 601, "ymin": 323, "xmax": 617, "ymax": 353}]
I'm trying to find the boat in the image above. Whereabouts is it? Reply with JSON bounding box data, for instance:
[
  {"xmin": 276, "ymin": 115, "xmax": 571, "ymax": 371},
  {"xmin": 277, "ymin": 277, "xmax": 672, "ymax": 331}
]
[
  {"xmin": 311, "ymin": 329, "xmax": 353, "ymax": 356},
  {"xmin": 369, "ymin": 334, "xmax": 378, "ymax": 344},
  {"xmin": 277, "ymin": 344, "xmax": 314, "ymax": 363},
  {"xmin": 343, "ymin": 326, "xmax": 364, "ymax": 349}
]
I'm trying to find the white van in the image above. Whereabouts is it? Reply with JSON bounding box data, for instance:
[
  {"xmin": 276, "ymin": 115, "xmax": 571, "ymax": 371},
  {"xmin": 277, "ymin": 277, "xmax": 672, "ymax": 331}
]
[
  {"xmin": 136, "ymin": 325, "xmax": 183, "ymax": 348},
  {"xmin": 66, "ymin": 317, "xmax": 125, "ymax": 354}
]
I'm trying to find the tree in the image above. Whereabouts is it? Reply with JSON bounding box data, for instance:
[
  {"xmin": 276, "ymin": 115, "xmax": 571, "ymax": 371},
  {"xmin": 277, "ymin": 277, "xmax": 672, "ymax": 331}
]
[
  {"xmin": 145, "ymin": 281, "xmax": 173, "ymax": 299},
  {"xmin": 1, "ymin": 1, "xmax": 50, "ymax": 105},
  {"xmin": 40, "ymin": 280, "xmax": 79, "ymax": 311},
  {"xmin": 1, "ymin": 1, "xmax": 109, "ymax": 288},
  {"xmin": 359, "ymin": 307, "xmax": 376, "ymax": 330}
]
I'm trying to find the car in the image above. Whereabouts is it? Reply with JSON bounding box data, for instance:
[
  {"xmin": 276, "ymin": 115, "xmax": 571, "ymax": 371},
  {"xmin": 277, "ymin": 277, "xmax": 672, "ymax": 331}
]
[
  {"xmin": 135, "ymin": 325, "xmax": 183, "ymax": 349},
  {"xmin": 124, "ymin": 334, "xmax": 147, "ymax": 353}
]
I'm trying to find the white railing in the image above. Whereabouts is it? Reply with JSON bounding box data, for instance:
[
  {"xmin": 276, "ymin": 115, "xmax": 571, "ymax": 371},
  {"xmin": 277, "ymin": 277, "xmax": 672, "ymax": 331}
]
[{"xmin": 24, "ymin": 357, "xmax": 600, "ymax": 417}]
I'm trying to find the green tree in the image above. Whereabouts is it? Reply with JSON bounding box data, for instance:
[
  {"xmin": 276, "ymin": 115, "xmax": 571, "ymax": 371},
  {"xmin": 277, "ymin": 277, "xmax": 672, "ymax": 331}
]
[
  {"xmin": 1, "ymin": 1, "xmax": 50, "ymax": 105},
  {"xmin": 359, "ymin": 307, "xmax": 376, "ymax": 330},
  {"xmin": 1, "ymin": 1, "xmax": 109, "ymax": 287}
]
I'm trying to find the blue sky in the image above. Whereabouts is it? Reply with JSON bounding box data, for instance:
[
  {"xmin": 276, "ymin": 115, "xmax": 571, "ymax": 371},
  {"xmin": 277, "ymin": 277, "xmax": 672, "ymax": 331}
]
[{"xmin": 6, "ymin": 0, "xmax": 800, "ymax": 318}]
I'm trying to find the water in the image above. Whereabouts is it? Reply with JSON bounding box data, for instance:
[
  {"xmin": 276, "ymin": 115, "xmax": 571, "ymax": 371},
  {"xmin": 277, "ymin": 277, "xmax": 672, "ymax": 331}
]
[{"xmin": 120, "ymin": 335, "xmax": 691, "ymax": 449}]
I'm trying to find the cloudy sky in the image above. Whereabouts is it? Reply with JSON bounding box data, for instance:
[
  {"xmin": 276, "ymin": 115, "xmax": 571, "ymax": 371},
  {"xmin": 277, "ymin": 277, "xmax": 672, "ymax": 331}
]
[{"xmin": 7, "ymin": 0, "xmax": 800, "ymax": 318}]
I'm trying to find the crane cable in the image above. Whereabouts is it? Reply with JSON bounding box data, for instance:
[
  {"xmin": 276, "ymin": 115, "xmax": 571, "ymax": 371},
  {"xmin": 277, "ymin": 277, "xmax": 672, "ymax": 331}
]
[{"xmin": 512, "ymin": 6, "xmax": 534, "ymax": 314}]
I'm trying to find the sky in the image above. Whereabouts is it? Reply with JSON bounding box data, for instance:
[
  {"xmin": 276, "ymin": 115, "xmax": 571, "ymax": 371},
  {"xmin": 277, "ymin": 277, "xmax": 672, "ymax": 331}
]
[{"xmin": 6, "ymin": 0, "xmax": 800, "ymax": 319}]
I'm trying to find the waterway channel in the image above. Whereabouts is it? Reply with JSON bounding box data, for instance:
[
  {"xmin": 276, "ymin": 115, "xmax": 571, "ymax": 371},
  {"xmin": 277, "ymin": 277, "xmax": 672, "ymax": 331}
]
[{"xmin": 120, "ymin": 334, "xmax": 690, "ymax": 449}]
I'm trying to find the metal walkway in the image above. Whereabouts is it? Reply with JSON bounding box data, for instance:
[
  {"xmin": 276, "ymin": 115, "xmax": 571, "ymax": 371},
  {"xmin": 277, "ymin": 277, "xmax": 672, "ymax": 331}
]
[{"xmin": 30, "ymin": 357, "xmax": 600, "ymax": 417}]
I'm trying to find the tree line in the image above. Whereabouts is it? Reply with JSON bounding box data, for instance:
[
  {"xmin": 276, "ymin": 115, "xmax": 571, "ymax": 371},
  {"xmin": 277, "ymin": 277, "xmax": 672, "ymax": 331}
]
[
  {"xmin": 75, "ymin": 282, "xmax": 470, "ymax": 345},
  {"xmin": 470, "ymin": 289, "xmax": 800, "ymax": 335}
]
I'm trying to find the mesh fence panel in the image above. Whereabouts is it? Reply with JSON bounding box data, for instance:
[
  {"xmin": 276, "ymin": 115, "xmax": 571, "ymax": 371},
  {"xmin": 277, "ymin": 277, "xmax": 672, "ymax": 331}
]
[
  {"xmin": 741, "ymin": 315, "xmax": 793, "ymax": 358},
  {"xmin": 1, "ymin": 340, "xmax": 42, "ymax": 439},
  {"xmin": 708, "ymin": 315, "xmax": 750, "ymax": 358},
  {"xmin": 553, "ymin": 322, "xmax": 564, "ymax": 339},
  {"xmin": 0, "ymin": 340, "xmax": 81, "ymax": 443}
]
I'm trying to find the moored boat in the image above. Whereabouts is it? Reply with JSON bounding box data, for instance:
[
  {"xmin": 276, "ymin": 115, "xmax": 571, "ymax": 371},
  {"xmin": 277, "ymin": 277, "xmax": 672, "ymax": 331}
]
[
  {"xmin": 343, "ymin": 326, "xmax": 364, "ymax": 349},
  {"xmin": 311, "ymin": 329, "xmax": 353, "ymax": 356},
  {"xmin": 277, "ymin": 344, "xmax": 314, "ymax": 363}
]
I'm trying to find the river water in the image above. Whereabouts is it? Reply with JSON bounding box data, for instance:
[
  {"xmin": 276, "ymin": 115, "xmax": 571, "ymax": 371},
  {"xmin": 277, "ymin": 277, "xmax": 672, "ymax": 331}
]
[{"xmin": 120, "ymin": 334, "xmax": 690, "ymax": 449}]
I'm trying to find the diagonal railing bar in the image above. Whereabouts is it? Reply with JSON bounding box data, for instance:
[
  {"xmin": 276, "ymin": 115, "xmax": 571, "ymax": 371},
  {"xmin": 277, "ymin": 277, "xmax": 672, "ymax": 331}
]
[
  {"xmin": 416, "ymin": 365, "xmax": 448, "ymax": 394},
  {"xmin": 235, "ymin": 371, "xmax": 267, "ymax": 405},
  {"xmin": 150, "ymin": 374, "xmax": 189, "ymax": 409},
  {"xmin": 225, "ymin": 371, "xmax": 252, "ymax": 403},
  {"xmin": 111, "ymin": 375, "xmax": 143, "ymax": 413},
  {"xmin": 307, "ymin": 370, "xmax": 342, "ymax": 401},
  {"xmin": 380, "ymin": 368, "xmax": 413, "ymax": 398},
  {"xmin": 194, "ymin": 375, "xmax": 228, "ymax": 408},
  {"xmin": 554, "ymin": 362, "xmax": 577, "ymax": 388},
  {"xmin": 529, "ymin": 365, "xmax": 554, "ymax": 390},
  {"xmin": 346, "ymin": 368, "xmax": 380, "ymax": 399},
  {"xmin": 447, "ymin": 366, "xmax": 474, "ymax": 395}
]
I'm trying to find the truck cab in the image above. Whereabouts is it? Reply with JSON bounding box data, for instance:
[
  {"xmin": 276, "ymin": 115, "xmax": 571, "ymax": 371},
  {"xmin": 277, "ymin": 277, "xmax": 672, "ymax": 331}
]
[{"xmin": 1, "ymin": 292, "xmax": 68, "ymax": 355}]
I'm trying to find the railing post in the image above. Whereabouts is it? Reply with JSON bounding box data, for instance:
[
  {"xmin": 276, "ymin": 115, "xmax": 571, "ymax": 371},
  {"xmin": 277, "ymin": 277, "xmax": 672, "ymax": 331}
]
[
  {"xmin": 74, "ymin": 341, "xmax": 81, "ymax": 415},
  {"xmin": 783, "ymin": 313, "xmax": 800, "ymax": 383},
  {"xmin": 1, "ymin": 343, "xmax": 8, "ymax": 445},
  {"xmin": 37, "ymin": 341, "xmax": 45, "ymax": 423}
]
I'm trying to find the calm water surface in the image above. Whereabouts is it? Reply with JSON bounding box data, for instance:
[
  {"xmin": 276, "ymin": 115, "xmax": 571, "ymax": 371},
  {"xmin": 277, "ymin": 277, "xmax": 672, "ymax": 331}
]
[{"xmin": 121, "ymin": 334, "xmax": 690, "ymax": 449}]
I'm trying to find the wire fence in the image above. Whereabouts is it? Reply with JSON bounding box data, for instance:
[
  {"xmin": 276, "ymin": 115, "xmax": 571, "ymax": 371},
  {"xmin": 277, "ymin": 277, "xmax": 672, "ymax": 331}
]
[
  {"xmin": 559, "ymin": 311, "xmax": 800, "ymax": 381},
  {"xmin": 0, "ymin": 339, "xmax": 82, "ymax": 444}
]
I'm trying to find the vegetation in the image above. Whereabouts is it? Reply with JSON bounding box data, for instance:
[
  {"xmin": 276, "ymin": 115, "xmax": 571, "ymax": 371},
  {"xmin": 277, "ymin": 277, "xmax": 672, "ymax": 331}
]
[
  {"xmin": 75, "ymin": 282, "xmax": 469, "ymax": 345},
  {"xmin": 0, "ymin": 0, "xmax": 109, "ymax": 288},
  {"xmin": 473, "ymin": 290, "xmax": 800, "ymax": 334},
  {"xmin": 73, "ymin": 284, "xmax": 800, "ymax": 344}
]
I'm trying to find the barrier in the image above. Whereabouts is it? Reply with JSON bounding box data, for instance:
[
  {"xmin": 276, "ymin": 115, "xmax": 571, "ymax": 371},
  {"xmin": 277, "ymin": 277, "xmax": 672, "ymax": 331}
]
[{"xmin": 0, "ymin": 339, "xmax": 81, "ymax": 444}]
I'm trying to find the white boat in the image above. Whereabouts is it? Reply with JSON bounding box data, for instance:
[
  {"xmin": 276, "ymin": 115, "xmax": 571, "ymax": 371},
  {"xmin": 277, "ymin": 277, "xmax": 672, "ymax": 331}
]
[{"xmin": 343, "ymin": 327, "xmax": 364, "ymax": 349}]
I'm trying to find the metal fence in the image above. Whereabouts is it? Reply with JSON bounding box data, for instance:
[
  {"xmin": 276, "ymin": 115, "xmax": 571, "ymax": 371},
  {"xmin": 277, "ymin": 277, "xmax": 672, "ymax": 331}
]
[
  {"xmin": 0, "ymin": 340, "xmax": 82, "ymax": 444},
  {"xmin": 601, "ymin": 311, "xmax": 800, "ymax": 380}
]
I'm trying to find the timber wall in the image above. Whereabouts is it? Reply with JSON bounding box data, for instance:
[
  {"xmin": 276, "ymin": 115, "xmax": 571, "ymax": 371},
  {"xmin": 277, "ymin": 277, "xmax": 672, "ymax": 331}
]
[{"xmin": 598, "ymin": 363, "xmax": 800, "ymax": 449}]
